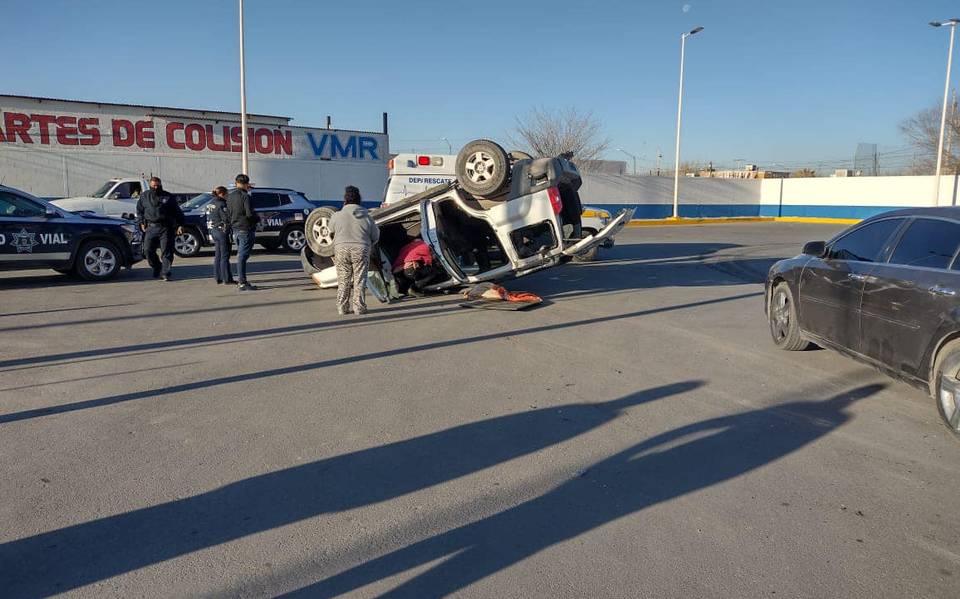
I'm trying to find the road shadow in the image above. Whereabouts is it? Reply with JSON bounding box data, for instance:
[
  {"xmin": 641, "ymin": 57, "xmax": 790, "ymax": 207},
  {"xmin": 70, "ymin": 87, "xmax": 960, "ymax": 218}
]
[
  {"xmin": 284, "ymin": 384, "xmax": 883, "ymax": 598},
  {"xmin": 0, "ymin": 254, "xmax": 299, "ymax": 290},
  {"xmin": 521, "ymin": 241, "xmax": 781, "ymax": 298},
  {"xmin": 0, "ymin": 292, "xmax": 757, "ymax": 424},
  {"xmin": 0, "ymin": 382, "xmax": 701, "ymax": 597}
]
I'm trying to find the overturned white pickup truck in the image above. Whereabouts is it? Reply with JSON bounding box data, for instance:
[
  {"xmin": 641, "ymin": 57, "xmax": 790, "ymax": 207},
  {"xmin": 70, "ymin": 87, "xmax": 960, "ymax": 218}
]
[{"xmin": 300, "ymin": 139, "xmax": 633, "ymax": 294}]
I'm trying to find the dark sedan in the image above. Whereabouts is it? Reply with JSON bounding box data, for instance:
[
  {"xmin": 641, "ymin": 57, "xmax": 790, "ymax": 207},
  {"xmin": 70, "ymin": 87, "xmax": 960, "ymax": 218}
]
[{"xmin": 766, "ymin": 207, "xmax": 960, "ymax": 437}]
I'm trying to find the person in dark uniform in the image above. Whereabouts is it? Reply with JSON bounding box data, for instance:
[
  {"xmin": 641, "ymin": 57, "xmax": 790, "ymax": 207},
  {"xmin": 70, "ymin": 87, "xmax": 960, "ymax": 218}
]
[
  {"xmin": 206, "ymin": 186, "xmax": 234, "ymax": 285},
  {"xmin": 225, "ymin": 173, "xmax": 259, "ymax": 291},
  {"xmin": 136, "ymin": 176, "xmax": 185, "ymax": 281}
]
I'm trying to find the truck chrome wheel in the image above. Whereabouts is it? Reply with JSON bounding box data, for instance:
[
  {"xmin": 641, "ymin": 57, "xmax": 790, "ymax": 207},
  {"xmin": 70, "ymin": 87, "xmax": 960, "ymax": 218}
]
[{"xmin": 464, "ymin": 151, "xmax": 498, "ymax": 186}]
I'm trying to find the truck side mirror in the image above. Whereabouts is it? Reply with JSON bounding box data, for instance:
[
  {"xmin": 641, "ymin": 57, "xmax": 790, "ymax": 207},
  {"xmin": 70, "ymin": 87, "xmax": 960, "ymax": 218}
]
[{"xmin": 803, "ymin": 241, "xmax": 826, "ymax": 257}]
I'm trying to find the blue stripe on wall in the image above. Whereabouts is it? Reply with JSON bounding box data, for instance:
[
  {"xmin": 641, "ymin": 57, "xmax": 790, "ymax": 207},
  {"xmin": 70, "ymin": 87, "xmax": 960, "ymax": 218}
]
[
  {"xmin": 583, "ymin": 203, "xmax": 909, "ymax": 220},
  {"xmin": 307, "ymin": 199, "xmax": 910, "ymax": 221},
  {"xmin": 756, "ymin": 204, "xmax": 905, "ymax": 219}
]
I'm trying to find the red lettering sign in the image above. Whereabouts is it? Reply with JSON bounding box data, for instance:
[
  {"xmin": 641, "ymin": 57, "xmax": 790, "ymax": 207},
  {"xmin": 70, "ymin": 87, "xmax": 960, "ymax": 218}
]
[
  {"xmin": 274, "ymin": 130, "xmax": 292, "ymax": 155},
  {"xmin": 31, "ymin": 114, "xmax": 57, "ymax": 144},
  {"xmin": 135, "ymin": 120, "xmax": 155, "ymax": 149},
  {"xmin": 205, "ymin": 125, "xmax": 231, "ymax": 151},
  {"xmin": 112, "ymin": 119, "xmax": 135, "ymax": 147},
  {"xmin": 166, "ymin": 122, "xmax": 185, "ymax": 150},
  {"xmin": 55, "ymin": 116, "xmax": 79, "ymax": 145},
  {"xmin": 78, "ymin": 118, "xmax": 101, "ymax": 145},
  {"xmin": 4, "ymin": 113, "xmax": 32, "ymax": 143}
]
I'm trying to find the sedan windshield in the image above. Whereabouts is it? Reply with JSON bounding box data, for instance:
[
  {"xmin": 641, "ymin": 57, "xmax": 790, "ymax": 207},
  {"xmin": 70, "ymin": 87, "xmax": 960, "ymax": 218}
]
[
  {"xmin": 181, "ymin": 193, "xmax": 214, "ymax": 210},
  {"xmin": 90, "ymin": 181, "xmax": 116, "ymax": 198}
]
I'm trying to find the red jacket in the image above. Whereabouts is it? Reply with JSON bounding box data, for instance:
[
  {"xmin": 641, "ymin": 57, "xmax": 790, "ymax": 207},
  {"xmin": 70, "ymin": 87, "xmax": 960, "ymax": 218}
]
[{"xmin": 392, "ymin": 240, "xmax": 433, "ymax": 272}]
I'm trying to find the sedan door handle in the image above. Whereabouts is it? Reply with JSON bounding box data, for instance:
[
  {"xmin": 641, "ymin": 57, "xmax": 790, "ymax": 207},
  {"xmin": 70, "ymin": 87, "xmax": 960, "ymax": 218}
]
[
  {"xmin": 930, "ymin": 285, "xmax": 958, "ymax": 297},
  {"xmin": 847, "ymin": 273, "xmax": 867, "ymax": 281}
]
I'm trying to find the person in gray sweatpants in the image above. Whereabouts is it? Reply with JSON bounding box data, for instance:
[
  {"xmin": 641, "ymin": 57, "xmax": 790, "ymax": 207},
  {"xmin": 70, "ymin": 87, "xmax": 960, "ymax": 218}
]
[{"xmin": 330, "ymin": 186, "xmax": 380, "ymax": 315}]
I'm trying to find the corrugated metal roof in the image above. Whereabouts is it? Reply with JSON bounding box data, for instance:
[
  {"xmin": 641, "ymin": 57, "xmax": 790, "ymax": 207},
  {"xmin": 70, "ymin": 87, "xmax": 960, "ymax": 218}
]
[{"xmin": 0, "ymin": 94, "xmax": 290, "ymax": 123}]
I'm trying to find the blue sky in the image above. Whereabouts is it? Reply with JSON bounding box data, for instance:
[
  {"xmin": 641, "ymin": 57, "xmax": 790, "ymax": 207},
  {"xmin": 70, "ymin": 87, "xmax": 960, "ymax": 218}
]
[{"xmin": 2, "ymin": 0, "xmax": 958, "ymax": 171}]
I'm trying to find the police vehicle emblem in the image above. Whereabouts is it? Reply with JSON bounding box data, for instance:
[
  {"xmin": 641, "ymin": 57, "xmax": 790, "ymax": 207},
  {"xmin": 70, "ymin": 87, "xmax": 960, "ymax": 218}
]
[{"xmin": 10, "ymin": 229, "xmax": 39, "ymax": 253}]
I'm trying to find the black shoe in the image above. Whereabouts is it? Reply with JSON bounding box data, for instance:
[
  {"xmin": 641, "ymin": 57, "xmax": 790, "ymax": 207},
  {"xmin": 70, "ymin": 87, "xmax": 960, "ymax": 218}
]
[
  {"xmin": 238, "ymin": 282, "xmax": 255, "ymax": 291},
  {"xmin": 216, "ymin": 280, "xmax": 223, "ymax": 285},
  {"xmin": 162, "ymin": 275, "xmax": 171, "ymax": 282}
]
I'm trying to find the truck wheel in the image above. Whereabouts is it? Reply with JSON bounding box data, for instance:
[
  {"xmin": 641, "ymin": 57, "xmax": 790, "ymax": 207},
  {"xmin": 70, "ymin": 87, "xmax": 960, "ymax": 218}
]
[
  {"xmin": 456, "ymin": 139, "xmax": 511, "ymax": 199},
  {"xmin": 301, "ymin": 246, "xmax": 334, "ymax": 275},
  {"xmin": 174, "ymin": 228, "xmax": 202, "ymax": 257},
  {"xmin": 281, "ymin": 226, "xmax": 307, "ymax": 253},
  {"xmin": 75, "ymin": 239, "xmax": 122, "ymax": 281},
  {"xmin": 932, "ymin": 339, "xmax": 960, "ymax": 438},
  {"xmin": 305, "ymin": 207, "xmax": 337, "ymax": 257}
]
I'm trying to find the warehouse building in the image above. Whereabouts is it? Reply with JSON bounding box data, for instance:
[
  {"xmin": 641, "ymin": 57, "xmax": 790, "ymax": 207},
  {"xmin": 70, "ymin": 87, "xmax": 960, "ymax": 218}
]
[{"xmin": 0, "ymin": 95, "xmax": 389, "ymax": 201}]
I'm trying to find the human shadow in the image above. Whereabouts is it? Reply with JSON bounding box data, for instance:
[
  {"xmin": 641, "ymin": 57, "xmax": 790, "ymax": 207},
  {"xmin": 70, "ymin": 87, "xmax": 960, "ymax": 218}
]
[
  {"xmin": 0, "ymin": 382, "xmax": 701, "ymax": 597},
  {"xmin": 285, "ymin": 384, "xmax": 883, "ymax": 599}
]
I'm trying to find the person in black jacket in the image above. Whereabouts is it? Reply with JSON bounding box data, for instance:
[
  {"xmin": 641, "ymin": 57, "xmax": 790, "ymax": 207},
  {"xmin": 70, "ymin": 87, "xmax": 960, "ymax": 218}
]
[
  {"xmin": 225, "ymin": 173, "xmax": 259, "ymax": 291},
  {"xmin": 136, "ymin": 176, "xmax": 185, "ymax": 281},
  {"xmin": 206, "ymin": 186, "xmax": 234, "ymax": 285}
]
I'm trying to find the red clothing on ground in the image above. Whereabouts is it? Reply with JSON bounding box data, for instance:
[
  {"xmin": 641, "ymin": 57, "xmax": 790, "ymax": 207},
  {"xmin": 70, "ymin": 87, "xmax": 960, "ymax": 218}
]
[{"xmin": 392, "ymin": 240, "xmax": 433, "ymax": 272}]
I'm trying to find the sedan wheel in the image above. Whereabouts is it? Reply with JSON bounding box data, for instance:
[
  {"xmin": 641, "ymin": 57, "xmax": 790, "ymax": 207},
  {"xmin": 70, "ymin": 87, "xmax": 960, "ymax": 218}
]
[
  {"xmin": 933, "ymin": 340, "xmax": 960, "ymax": 438},
  {"xmin": 769, "ymin": 283, "xmax": 810, "ymax": 351},
  {"xmin": 174, "ymin": 229, "xmax": 201, "ymax": 257}
]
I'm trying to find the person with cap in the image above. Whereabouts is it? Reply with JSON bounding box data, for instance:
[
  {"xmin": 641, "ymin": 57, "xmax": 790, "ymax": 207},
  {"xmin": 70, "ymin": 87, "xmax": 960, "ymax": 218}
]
[
  {"xmin": 330, "ymin": 185, "xmax": 379, "ymax": 315},
  {"xmin": 225, "ymin": 174, "xmax": 259, "ymax": 291},
  {"xmin": 136, "ymin": 176, "xmax": 185, "ymax": 281}
]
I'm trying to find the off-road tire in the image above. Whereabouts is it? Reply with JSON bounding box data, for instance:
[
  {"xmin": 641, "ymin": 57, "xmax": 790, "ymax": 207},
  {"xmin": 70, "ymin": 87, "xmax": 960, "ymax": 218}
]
[
  {"xmin": 301, "ymin": 245, "xmax": 334, "ymax": 275},
  {"xmin": 305, "ymin": 207, "xmax": 337, "ymax": 257},
  {"xmin": 456, "ymin": 139, "xmax": 511, "ymax": 199}
]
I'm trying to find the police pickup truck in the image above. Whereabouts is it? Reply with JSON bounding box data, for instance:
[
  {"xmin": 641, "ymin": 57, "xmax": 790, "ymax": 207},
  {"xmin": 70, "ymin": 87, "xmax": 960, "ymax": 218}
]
[
  {"xmin": 0, "ymin": 184, "xmax": 142, "ymax": 280},
  {"xmin": 51, "ymin": 177, "xmax": 196, "ymax": 219},
  {"xmin": 174, "ymin": 187, "xmax": 315, "ymax": 257}
]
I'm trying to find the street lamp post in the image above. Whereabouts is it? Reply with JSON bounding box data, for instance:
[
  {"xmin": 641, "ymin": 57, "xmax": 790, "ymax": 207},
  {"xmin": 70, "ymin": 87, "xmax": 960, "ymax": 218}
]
[
  {"xmin": 239, "ymin": 0, "xmax": 249, "ymax": 175},
  {"xmin": 441, "ymin": 137, "xmax": 452, "ymax": 153},
  {"xmin": 931, "ymin": 18, "xmax": 960, "ymax": 205},
  {"xmin": 672, "ymin": 26, "xmax": 703, "ymax": 219},
  {"xmin": 616, "ymin": 148, "xmax": 639, "ymax": 175}
]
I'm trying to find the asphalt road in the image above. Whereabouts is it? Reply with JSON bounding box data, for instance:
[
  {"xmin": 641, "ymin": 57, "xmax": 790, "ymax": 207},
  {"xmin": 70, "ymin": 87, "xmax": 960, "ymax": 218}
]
[{"xmin": 1, "ymin": 223, "xmax": 958, "ymax": 598}]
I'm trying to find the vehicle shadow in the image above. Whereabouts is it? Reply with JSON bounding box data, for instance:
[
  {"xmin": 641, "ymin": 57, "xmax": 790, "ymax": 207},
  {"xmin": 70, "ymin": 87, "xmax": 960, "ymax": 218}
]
[
  {"xmin": 0, "ymin": 291, "xmax": 758, "ymax": 423},
  {"xmin": 0, "ymin": 382, "xmax": 702, "ymax": 597},
  {"xmin": 523, "ymin": 241, "xmax": 781, "ymax": 298},
  {"xmin": 284, "ymin": 384, "xmax": 884, "ymax": 598}
]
